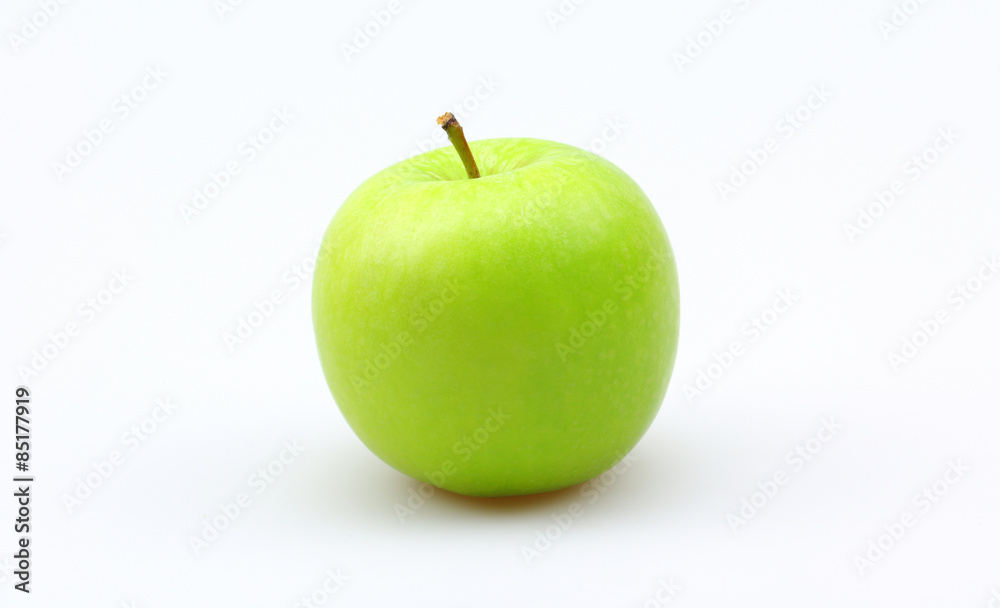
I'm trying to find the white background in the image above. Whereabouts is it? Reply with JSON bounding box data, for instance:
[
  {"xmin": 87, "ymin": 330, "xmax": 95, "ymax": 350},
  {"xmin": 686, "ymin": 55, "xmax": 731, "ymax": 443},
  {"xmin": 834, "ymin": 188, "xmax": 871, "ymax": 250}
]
[{"xmin": 1, "ymin": 0, "xmax": 999, "ymax": 606}]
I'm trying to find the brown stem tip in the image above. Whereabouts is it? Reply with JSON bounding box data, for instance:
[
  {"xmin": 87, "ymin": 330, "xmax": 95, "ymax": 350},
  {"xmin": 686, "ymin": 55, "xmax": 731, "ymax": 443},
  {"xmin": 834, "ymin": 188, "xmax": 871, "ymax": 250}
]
[
  {"xmin": 437, "ymin": 111, "xmax": 480, "ymax": 179},
  {"xmin": 436, "ymin": 111, "xmax": 458, "ymax": 128}
]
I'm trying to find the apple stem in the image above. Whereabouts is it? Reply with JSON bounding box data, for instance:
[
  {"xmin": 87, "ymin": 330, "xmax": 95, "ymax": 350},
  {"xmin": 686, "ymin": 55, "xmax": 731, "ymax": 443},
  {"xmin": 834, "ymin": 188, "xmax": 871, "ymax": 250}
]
[{"xmin": 437, "ymin": 112, "xmax": 481, "ymax": 179}]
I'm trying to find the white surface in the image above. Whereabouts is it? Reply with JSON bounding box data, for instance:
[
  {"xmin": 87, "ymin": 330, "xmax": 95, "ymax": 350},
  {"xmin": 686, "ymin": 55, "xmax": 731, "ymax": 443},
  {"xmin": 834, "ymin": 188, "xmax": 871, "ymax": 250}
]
[{"xmin": 2, "ymin": 0, "xmax": 999, "ymax": 605}]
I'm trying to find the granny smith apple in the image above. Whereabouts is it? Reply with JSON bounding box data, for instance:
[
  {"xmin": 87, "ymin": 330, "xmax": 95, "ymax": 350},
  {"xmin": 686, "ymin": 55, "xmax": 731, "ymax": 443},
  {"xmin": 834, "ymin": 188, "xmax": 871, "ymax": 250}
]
[{"xmin": 312, "ymin": 113, "xmax": 679, "ymax": 497}]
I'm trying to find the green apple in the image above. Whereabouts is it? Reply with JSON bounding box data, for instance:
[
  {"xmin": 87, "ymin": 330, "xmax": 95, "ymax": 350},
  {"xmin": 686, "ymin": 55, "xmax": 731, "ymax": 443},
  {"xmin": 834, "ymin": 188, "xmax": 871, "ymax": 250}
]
[{"xmin": 312, "ymin": 114, "xmax": 679, "ymax": 497}]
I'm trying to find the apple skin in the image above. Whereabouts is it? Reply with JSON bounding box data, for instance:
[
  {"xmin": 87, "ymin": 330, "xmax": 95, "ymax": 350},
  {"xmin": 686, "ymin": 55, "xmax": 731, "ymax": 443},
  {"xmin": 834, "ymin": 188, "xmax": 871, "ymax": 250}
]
[{"xmin": 312, "ymin": 137, "xmax": 679, "ymax": 497}]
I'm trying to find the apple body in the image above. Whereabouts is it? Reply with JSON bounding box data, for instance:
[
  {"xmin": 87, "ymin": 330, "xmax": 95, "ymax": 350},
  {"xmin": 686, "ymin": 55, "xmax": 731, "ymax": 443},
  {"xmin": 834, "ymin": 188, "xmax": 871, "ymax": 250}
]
[{"xmin": 312, "ymin": 138, "xmax": 679, "ymax": 497}]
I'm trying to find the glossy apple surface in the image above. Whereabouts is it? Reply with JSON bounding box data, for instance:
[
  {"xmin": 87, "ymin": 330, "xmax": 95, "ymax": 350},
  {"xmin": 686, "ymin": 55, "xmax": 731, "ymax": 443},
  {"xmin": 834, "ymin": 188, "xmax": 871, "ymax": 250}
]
[{"xmin": 312, "ymin": 137, "xmax": 679, "ymax": 496}]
